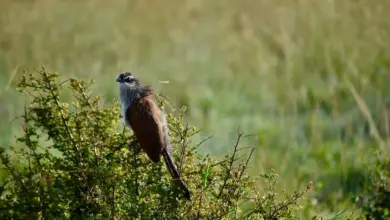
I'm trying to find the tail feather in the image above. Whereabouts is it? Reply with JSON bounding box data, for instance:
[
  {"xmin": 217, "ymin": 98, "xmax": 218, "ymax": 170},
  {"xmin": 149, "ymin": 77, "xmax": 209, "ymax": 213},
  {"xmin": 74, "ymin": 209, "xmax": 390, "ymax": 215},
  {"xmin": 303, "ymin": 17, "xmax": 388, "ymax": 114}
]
[{"xmin": 162, "ymin": 149, "xmax": 191, "ymax": 200}]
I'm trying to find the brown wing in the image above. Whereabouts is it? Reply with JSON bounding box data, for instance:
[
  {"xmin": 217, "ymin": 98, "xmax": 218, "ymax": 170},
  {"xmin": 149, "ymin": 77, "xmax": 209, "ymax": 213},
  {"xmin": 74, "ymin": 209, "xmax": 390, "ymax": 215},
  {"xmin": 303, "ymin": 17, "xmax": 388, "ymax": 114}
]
[{"xmin": 126, "ymin": 95, "xmax": 164, "ymax": 162}]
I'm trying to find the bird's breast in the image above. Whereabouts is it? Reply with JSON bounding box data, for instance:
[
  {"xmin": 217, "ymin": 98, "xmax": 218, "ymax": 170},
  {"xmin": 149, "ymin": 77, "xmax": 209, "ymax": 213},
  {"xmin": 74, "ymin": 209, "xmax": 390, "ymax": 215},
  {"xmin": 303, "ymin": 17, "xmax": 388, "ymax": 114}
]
[
  {"xmin": 122, "ymin": 105, "xmax": 132, "ymax": 128},
  {"xmin": 120, "ymin": 97, "xmax": 132, "ymax": 128}
]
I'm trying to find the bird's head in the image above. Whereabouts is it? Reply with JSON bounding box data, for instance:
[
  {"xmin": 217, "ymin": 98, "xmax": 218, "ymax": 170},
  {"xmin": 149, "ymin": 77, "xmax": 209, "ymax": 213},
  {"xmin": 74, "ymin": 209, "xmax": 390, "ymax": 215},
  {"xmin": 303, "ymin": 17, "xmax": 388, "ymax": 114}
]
[{"xmin": 116, "ymin": 72, "xmax": 141, "ymax": 89}]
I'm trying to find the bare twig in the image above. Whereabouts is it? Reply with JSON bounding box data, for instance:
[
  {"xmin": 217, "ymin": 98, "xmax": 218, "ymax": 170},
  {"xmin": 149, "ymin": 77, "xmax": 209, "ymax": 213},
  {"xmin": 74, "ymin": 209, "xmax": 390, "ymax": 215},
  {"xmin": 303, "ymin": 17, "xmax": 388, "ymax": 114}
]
[
  {"xmin": 73, "ymin": 79, "xmax": 100, "ymax": 166},
  {"xmin": 196, "ymin": 191, "xmax": 203, "ymax": 219},
  {"xmin": 196, "ymin": 135, "xmax": 214, "ymax": 147},
  {"xmin": 243, "ymin": 133, "xmax": 258, "ymax": 139},
  {"xmin": 238, "ymin": 148, "xmax": 254, "ymax": 180},
  {"xmin": 217, "ymin": 132, "xmax": 244, "ymax": 199},
  {"xmin": 179, "ymin": 122, "xmax": 189, "ymax": 174}
]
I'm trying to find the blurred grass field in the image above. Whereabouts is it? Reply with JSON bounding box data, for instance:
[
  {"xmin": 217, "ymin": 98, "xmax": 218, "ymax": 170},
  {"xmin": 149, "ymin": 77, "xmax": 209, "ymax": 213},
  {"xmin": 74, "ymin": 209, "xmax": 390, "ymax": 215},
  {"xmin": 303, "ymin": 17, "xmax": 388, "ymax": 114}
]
[{"xmin": 1, "ymin": 0, "xmax": 390, "ymax": 218}]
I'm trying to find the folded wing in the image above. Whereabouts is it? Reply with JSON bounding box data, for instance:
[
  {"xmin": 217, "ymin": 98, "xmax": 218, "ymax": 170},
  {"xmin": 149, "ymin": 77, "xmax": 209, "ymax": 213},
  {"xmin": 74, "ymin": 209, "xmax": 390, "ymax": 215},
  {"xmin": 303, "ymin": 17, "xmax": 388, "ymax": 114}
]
[{"xmin": 126, "ymin": 95, "xmax": 164, "ymax": 162}]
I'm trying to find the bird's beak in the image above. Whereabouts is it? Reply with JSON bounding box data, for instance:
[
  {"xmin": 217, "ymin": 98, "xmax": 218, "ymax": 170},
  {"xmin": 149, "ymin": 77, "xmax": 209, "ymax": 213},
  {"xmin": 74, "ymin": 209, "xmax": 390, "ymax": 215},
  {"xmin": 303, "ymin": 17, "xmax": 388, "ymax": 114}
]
[{"xmin": 116, "ymin": 77, "xmax": 122, "ymax": 83}]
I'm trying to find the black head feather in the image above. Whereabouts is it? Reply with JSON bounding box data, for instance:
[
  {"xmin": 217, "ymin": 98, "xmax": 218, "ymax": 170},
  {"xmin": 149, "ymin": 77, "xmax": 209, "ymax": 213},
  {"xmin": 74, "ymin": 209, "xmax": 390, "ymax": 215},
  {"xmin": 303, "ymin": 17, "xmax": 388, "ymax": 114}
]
[{"xmin": 116, "ymin": 72, "xmax": 139, "ymax": 83}]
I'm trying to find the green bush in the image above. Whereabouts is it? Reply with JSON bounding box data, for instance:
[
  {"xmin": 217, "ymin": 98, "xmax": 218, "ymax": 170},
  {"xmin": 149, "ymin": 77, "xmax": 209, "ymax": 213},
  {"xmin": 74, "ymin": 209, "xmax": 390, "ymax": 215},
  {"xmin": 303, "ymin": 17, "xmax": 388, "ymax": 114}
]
[
  {"xmin": 362, "ymin": 156, "xmax": 390, "ymax": 220},
  {"xmin": 0, "ymin": 68, "xmax": 311, "ymax": 219}
]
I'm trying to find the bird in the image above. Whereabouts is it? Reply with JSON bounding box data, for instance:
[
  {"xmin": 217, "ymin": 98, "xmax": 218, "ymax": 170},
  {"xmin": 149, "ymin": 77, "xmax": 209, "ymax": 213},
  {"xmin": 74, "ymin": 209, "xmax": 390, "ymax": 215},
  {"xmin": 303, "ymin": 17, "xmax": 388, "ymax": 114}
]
[{"xmin": 116, "ymin": 71, "xmax": 191, "ymax": 200}]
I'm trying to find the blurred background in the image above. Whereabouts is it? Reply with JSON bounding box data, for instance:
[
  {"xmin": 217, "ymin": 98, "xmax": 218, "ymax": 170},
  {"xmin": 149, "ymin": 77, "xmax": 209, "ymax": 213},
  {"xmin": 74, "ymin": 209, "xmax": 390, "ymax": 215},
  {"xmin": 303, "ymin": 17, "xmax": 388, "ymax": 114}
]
[{"xmin": 1, "ymin": 0, "xmax": 390, "ymax": 218}]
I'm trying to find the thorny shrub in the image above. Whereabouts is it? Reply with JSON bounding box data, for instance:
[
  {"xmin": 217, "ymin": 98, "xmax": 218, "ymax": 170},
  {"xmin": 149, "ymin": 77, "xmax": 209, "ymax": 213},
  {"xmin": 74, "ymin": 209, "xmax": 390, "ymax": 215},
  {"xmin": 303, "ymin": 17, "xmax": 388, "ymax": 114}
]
[{"xmin": 0, "ymin": 68, "xmax": 311, "ymax": 219}]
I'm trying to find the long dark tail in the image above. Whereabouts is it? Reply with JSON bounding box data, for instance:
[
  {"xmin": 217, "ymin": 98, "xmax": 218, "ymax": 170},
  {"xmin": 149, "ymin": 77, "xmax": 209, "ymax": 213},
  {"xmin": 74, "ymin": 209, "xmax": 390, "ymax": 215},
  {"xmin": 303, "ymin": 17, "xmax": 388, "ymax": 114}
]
[{"xmin": 162, "ymin": 149, "xmax": 191, "ymax": 200}]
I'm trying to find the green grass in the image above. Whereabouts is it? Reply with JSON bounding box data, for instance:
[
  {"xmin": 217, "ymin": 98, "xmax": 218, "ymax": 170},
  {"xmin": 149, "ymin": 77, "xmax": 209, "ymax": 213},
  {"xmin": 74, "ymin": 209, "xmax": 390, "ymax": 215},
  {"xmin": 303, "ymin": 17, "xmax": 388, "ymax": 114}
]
[{"xmin": 1, "ymin": 0, "xmax": 390, "ymax": 218}]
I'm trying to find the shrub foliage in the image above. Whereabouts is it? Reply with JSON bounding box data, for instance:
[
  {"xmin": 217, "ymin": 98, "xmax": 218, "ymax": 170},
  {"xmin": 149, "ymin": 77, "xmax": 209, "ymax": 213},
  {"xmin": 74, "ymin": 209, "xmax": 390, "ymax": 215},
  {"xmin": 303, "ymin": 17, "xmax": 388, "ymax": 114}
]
[
  {"xmin": 0, "ymin": 68, "xmax": 310, "ymax": 219},
  {"xmin": 362, "ymin": 156, "xmax": 390, "ymax": 220}
]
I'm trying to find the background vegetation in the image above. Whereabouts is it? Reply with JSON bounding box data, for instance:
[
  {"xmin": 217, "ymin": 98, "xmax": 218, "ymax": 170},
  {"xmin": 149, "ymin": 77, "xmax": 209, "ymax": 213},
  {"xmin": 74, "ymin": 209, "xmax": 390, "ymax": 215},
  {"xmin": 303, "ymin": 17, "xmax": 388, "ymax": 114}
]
[{"xmin": 1, "ymin": 0, "xmax": 390, "ymax": 219}]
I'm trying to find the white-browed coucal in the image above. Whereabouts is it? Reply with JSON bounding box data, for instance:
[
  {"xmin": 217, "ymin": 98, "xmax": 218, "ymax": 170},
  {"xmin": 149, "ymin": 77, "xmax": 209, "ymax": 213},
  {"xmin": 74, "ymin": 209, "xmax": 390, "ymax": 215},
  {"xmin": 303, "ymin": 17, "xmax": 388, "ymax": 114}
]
[{"xmin": 116, "ymin": 72, "xmax": 190, "ymax": 200}]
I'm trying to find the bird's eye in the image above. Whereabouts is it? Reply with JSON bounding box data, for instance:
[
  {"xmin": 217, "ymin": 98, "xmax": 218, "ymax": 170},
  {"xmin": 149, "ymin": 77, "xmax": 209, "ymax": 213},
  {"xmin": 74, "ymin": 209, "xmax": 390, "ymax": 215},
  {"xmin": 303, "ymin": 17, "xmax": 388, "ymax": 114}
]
[{"xmin": 124, "ymin": 77, "xmax": 134, "ymax": 83}]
